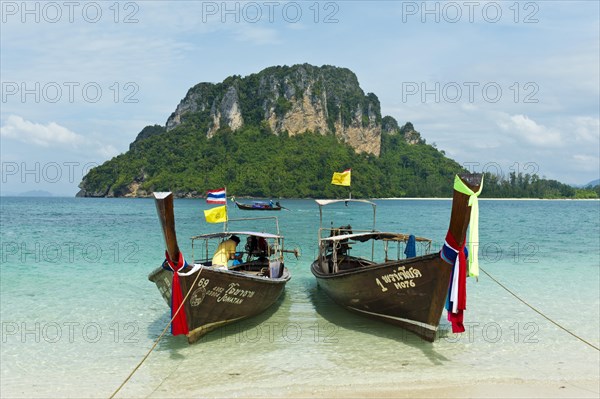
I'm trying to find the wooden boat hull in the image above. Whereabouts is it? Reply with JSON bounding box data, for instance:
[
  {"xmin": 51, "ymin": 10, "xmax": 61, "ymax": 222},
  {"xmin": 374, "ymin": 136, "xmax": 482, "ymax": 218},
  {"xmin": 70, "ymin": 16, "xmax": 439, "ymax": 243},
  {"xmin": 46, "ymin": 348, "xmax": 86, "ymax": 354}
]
[
  {"xmin": 149, "ymin": 265, "xmax": 290, "ymax": 343},
  {"xmin": 311, "ymin": 253, "xmax": 452, "ymax": 342}
]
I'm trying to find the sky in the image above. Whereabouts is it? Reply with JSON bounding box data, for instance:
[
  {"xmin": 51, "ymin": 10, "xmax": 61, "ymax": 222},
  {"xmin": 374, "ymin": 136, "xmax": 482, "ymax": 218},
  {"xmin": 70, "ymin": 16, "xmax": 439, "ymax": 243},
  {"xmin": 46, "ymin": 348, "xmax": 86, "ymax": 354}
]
[{"xmin": 1, "ymin": 0, "xmax": 599, "ymax": 196}]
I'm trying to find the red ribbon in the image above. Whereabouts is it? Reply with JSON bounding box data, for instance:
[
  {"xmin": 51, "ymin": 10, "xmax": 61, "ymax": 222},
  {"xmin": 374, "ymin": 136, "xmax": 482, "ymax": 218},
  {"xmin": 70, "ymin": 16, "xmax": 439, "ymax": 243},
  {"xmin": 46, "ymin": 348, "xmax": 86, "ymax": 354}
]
[
  {"xmin": 445, "ymin": 232, "xmax": 467, "ymax": 333},
  {"xmin": 165, "ymin": 250, "xmax": 189, "ymax": 336}
]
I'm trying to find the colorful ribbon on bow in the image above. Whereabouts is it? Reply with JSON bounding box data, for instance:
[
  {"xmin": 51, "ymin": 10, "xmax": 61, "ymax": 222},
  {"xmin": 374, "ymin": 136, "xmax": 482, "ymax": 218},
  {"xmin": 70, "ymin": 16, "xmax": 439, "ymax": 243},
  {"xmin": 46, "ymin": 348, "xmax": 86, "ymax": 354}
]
[
  {"xmin": 441, "ymin": 232, "xmax": 468, "ymax": 333},
  {"xmin": 453, "ymin": 174, "xmax": 483, "ymax": 277},
  {"xmin": 164, "ymin": 251, "xmax": 189, "ymax": 336}
]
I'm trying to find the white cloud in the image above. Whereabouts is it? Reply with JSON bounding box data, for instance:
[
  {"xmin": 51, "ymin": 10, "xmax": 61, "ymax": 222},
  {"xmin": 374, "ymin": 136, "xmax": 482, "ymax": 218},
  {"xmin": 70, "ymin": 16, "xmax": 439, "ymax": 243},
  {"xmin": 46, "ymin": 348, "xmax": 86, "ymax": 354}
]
[
  {"xmin": 573, "ymin": 154, "xmax": 598, "ymax": 163},
  {"xmin": 1, "ymin": 115, "xmax": 83, "ymax": 147},
  {"xmin": 233, "ymin": 26, "xmax": 281, "ymax": 45},
  {"xmin": 572, "ymin": 116, "xmax": 600, "ymax": 144},
  {"xmin": 571, "ymin": 154, "xmax": 600, "ymax": 174},
  {"xmin": 497, "ymin": 114, "xmax": 562, "ymax": 147},
  {"xmin": 461, "ymin": 103, "xmax": 478, "ymax": 112},
  {"xmin": 0, "ymin": 115, "xmax": 118, "ymax": 158}
]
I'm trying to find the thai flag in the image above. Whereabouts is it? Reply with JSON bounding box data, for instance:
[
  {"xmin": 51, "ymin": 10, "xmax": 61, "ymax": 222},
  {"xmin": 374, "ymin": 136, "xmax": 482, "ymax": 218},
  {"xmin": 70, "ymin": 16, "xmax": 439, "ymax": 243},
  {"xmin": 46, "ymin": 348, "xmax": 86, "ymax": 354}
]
[{"xmin": 206, "ymin": 188, "xmax": 227, "ymax": 204}]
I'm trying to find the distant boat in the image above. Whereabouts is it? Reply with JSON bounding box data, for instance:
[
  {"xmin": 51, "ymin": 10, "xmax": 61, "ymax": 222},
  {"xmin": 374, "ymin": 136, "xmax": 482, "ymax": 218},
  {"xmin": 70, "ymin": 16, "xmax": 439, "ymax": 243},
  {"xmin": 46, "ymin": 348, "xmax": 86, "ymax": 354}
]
[
  {"xmin": 311, "ymin": 174, "xmax": 483, "ymax": 342},
  {"xmin": 149, "ymin": 192, "xmax": 294, "ymax": 343},
  {"xmin": 234, "ymin": 200, "xmax": 284, "ymax": 211}
]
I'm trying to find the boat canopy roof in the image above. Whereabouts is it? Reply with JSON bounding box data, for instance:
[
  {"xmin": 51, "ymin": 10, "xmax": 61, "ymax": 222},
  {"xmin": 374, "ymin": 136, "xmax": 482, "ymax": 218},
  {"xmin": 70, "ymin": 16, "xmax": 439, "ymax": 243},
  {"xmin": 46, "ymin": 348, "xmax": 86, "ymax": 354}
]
[
  {"xmin": 320, "ymin": 231, "xmax": 431, "ymax": 243},
  {"xmin": 315, "ymin": 198, "xmax": 377, "ymax": 233},
  {"xmin": 315, "ymin": 199, "xmax": 376, "ymax": 207},
  {"xmin": 191, "ymin": 231, "xmax": 282, "ymax": 241}
]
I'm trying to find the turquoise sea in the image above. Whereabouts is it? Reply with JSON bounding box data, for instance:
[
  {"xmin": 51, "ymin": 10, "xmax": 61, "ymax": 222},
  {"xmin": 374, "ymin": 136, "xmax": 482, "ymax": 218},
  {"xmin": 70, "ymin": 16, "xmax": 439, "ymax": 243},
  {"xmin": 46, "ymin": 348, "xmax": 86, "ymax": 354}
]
[{"xmin": 1, "ymin": 197, "xmax": 599, "ymax": 397}]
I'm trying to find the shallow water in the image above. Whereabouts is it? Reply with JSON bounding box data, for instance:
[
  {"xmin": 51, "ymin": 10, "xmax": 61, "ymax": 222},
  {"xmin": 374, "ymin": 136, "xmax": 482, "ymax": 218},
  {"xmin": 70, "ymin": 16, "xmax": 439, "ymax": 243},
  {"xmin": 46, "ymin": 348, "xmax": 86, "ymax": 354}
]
[{"xmin": 1, "ymin": 197, "xmax": 598, "ymax": 397}]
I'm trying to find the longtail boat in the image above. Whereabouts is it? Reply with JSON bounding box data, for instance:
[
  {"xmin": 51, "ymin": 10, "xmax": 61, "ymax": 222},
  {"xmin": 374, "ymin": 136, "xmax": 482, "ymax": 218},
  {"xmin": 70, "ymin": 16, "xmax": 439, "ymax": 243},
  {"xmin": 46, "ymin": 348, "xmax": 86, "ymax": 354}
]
[
  {"xmin": 149, "ymin": 192, "xmax": 293, "ymax": 343},
  {"xmin": 234, "ymin": 200, "xmax": 284, "ymax": 211},
  {"xmin": 311, "ymin": 174, "xmax": 483, "ymax": 341}
]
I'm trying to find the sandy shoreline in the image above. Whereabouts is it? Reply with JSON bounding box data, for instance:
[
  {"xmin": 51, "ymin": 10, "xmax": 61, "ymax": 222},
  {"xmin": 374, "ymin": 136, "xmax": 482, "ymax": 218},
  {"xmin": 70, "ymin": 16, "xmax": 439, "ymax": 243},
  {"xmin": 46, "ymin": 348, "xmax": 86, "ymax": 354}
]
[
  {"xmin": 133, "ymin": 378, "xmax": 600, "ymax": 399},
  {"xmin": 3, "ymin": 378, "xmax": 599, "ymax": 398},
  {"xmin": 295, "ymin": 380, "xmax": 600, "ymax": 399}
]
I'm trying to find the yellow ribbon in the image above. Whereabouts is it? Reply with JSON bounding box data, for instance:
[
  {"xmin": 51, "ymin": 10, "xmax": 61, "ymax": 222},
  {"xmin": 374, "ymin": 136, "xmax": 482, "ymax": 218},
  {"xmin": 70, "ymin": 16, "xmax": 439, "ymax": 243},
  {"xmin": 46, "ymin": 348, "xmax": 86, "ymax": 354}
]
[{"xmin": 453, "ymin": 175, "xmax": 484, "ymax": 277}]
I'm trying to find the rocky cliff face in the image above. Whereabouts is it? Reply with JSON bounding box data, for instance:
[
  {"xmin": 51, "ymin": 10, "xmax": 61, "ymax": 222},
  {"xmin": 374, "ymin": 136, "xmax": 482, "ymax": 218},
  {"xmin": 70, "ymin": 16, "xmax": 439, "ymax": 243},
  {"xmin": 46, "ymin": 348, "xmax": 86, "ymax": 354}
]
[
  {"xmin": 161, "ymin": 64, "xmax": 382, "ymax": 155},
  {"xmin": 381, "ymin": 117, "xmax": 423, "ymax": 145}
]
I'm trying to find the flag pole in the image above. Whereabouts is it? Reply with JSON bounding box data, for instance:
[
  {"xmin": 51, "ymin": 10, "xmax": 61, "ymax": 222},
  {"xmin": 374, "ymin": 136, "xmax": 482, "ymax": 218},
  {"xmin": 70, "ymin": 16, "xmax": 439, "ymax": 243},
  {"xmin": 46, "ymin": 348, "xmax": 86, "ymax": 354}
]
[{"xmin": 224, "ymin": 185, "xmax": 228, "ymax": 232}]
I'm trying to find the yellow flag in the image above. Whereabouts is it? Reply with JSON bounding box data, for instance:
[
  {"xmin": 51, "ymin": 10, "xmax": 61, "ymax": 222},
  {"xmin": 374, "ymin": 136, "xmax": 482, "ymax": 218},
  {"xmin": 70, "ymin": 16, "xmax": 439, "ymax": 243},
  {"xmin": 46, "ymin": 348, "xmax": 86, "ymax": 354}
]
[
  {"xmin": 331, "ymin": 169, "xmax": 351, "ymax": 186},
  {"xmin": 204, "ymin": 205, "xmax": 227, "ymax": 223}
]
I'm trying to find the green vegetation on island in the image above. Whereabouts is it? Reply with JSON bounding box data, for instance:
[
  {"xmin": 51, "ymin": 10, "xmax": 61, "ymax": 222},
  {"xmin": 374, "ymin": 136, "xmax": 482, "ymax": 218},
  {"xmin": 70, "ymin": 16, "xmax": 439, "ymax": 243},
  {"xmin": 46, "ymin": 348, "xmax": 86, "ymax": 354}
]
[
  {"xmin": 482, "ymin": 172, "xmax": 599, "ymax": 199},
  {"xmin": 81, "ymin": 123, "xmax": 465, "ymax": 198}
]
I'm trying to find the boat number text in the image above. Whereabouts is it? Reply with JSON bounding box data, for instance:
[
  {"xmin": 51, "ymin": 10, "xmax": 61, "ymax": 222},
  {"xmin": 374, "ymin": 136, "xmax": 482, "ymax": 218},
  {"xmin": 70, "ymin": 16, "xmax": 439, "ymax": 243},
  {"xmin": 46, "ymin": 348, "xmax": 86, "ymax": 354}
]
[
  {"xmin": 191, "ymin": 279, "xmax": 256, "ymax": 306},
  {"xmin": 375, "ymin": 266, "xmax": 422, "ymax": 292}
]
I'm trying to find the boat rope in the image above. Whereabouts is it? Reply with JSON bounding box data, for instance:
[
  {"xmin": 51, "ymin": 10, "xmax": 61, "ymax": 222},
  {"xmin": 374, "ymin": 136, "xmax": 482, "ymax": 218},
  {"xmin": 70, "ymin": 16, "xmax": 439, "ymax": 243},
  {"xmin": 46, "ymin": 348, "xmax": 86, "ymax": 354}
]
[
  {"xmin": 480, "ymin": 267, "xmax": 599, "ymax": 351},
  {"xmin": 109, "ymin": 267, "xmax": 205, "ymax": 399}
]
